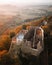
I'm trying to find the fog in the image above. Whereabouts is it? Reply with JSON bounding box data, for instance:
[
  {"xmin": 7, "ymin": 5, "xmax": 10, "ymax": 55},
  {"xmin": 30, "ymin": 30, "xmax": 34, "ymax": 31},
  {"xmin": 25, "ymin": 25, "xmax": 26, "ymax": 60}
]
[{"xmin": 0, "ymin": 0, "xmax": 52, "ymax": 6}]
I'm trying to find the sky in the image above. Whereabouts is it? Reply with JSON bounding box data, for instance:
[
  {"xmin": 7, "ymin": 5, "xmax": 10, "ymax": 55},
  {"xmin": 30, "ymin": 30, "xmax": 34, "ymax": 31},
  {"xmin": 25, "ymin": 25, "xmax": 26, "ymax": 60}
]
[{"xmin": 0, "ymin": 0, "xmax": 52, "ymax": 5}]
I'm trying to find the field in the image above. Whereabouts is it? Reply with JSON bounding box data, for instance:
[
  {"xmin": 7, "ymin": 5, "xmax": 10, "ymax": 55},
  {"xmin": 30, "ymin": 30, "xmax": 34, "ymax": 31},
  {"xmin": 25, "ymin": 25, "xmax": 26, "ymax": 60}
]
[{"xmin": 0, "ymin": 5, "xmax": 52, "ymax": 35}]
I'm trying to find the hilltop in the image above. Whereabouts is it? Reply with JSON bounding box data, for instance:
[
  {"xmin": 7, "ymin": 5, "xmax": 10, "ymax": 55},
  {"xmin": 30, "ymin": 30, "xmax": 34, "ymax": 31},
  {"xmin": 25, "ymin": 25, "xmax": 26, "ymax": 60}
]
[{"xmin": 0, "ymin": 16, "xmax": 52, "ymax": 65}]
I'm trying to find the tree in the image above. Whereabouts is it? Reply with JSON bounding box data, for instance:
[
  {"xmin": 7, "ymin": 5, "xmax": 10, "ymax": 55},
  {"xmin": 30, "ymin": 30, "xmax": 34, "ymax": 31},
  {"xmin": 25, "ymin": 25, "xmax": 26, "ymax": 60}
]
[
  {"xmin": 0, "ymin": 35, "xmax": 12, "ymax": 51},
  {"xmin": 10, "ymin": 32, "xmax": 15, "ymax": 38},
  {"xmin": 1, "ymin": 53, "xmax": 15, "ymax": 65},
  {"xmin": 4, "ymin": 37, "xmax": 11, "ymax": 50},
  {"xmin": 22, "ymin": 25, "xmax": 27, "ymax": 30},
  {"xmin": 48, "ymin": 23, "xmax": 52, "ymax": 32}
]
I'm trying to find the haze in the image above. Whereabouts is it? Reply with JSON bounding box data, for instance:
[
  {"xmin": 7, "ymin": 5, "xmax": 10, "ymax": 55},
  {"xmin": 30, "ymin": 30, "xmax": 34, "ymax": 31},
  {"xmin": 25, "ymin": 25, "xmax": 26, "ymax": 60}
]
[{"xmin": 0, "ymin": 0, "xmax": 52, "ymax": 6}]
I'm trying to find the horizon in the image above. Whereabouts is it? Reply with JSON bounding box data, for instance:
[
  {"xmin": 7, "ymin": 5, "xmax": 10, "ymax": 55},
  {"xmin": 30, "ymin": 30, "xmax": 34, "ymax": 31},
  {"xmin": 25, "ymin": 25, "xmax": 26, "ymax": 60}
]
[{"xmin": 0, "ymin": 0, "xmax": 52, "ymax": 6}]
